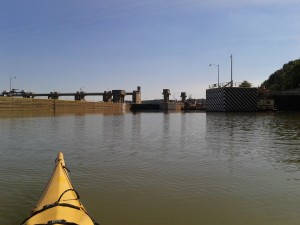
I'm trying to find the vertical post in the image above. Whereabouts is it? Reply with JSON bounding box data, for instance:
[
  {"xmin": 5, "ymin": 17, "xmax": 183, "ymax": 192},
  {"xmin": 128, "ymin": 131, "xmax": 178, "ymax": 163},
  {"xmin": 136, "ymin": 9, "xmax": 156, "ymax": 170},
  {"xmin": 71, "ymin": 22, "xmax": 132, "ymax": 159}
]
[
  {"xmin": 230, "ymin": 54, "xmax": 233, "ymax": 87},
  {"xmin": 217, "ymin": 64, "xmax": 220, "ymax": 87},
  {"xmin": 10, "ymin": 76, "xmax": 16, "ymax": 95}
]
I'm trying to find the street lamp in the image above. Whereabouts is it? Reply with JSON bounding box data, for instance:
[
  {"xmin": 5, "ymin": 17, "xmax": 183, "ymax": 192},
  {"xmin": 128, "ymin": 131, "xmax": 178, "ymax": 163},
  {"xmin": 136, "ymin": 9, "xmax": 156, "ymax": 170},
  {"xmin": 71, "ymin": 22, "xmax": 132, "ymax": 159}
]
[
  {"xmin": 209, "ymin": 64, "xmax": 219, "ymax": 87},
  {"xmin": 10, "ymin": 76, "xmax": 16, "ymax": 94}
]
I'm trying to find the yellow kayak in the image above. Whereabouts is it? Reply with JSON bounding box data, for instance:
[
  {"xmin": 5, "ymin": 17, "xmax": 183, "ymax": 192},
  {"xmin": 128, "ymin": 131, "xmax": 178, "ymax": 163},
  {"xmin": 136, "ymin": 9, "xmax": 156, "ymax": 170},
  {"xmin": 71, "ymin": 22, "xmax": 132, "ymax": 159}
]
[{"xmin": 21, "ymin": 152, "xmax": 99, "ymax": 225}]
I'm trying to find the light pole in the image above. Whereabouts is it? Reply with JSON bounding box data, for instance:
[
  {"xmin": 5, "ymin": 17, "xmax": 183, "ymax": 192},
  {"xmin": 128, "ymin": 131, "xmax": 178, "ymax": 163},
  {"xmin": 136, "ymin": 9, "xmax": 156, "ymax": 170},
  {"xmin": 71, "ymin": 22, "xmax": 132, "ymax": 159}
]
[
  {"xmin": 209, "ymin": 64, "xmax": 219, "ymax": 87},
  {"xmin": 10, "ymin": 76, "xmax": 16, "ymax": 94},
  {"xmin": 230, "ymin": 54, "xmax": 233, "ymax": 87}
]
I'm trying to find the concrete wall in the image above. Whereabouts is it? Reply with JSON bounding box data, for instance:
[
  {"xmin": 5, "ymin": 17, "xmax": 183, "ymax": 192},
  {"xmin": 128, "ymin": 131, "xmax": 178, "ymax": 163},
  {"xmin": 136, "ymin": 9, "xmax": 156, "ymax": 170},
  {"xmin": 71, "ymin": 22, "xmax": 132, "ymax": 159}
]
[
  {"xmin": 206, "ymin": 87, "xmax": 258, "ymax": 112},
  {"xmin": 0, "ymin": 97, "xmax": 129, "ymax": 115}
]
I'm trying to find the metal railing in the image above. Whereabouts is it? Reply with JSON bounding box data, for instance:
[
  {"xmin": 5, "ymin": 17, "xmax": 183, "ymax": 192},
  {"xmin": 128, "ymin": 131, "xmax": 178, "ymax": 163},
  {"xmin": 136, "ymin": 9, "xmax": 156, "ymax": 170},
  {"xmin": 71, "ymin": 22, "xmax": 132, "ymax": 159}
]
[{"xmin": 209, "ymin": 81, "xmax": 253, "ymax": 89}]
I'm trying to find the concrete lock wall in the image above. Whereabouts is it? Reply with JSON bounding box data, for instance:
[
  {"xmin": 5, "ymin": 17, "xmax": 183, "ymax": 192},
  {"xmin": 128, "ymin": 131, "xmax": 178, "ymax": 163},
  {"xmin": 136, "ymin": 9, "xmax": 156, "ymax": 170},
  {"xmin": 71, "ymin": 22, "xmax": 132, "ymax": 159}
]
[
  {"xmin": 206, "ymin": 87, "xmax": 258, "ymax": 112},
  {"xmin": 0, "ymin": 97, "xmax": 129, "ymax": 115}
]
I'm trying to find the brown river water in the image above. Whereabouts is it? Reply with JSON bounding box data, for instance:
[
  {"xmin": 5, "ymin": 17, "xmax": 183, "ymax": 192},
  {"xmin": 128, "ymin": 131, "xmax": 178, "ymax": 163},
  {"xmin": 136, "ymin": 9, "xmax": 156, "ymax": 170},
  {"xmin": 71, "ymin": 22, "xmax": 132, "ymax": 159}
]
[{"xmin": 1, "ymin": 112, "xmax": 300, "ymax": 225}]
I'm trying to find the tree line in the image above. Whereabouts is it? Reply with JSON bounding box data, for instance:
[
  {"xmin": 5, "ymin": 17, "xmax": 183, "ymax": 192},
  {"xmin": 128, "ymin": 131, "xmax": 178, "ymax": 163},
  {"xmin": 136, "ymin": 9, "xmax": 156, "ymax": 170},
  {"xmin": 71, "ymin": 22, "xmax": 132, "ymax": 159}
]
[{"xmin": 261, "ymin": 59, "xmax": 300, "ymax": 91}]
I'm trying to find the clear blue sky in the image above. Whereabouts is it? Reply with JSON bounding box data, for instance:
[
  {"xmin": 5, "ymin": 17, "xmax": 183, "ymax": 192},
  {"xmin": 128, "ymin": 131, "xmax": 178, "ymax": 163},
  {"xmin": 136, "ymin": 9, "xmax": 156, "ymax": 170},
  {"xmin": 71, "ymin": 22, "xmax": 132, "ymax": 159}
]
[{"xmin": 1, "ymin": 0, "xmax": 299, "ymax": 100}]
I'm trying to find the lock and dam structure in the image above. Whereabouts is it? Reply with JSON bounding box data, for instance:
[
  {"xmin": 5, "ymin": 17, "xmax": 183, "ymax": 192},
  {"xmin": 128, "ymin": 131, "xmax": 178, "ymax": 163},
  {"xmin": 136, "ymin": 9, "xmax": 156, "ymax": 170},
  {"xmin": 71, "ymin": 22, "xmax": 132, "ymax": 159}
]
[
  {"xmin": 1, "ymin": 84, "xmax": 300, "ymax": 115},
  {"xmin": 0, "ymin": 86, "xmax": 142, "ymax": 114}
]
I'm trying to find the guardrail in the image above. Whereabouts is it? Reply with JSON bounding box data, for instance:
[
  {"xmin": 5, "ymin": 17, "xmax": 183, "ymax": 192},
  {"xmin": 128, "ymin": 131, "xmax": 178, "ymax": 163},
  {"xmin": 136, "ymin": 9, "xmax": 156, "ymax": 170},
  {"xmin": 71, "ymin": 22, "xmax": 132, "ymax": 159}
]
[{"xmin": 208, "ymin": 81, "xmax": 253, "ymax": 89}]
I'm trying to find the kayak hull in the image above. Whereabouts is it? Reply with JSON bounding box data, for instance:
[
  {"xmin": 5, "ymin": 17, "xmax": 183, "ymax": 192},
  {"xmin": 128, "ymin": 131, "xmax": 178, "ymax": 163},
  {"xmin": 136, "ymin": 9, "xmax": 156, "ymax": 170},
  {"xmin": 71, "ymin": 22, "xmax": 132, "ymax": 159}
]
[
  {"xmin": 21, "ymin": 152, "xmax": 98, "ymax": 225},
  {"xmin": 23, "ymin": 206, "xmax": 95, "ymax": 225}
]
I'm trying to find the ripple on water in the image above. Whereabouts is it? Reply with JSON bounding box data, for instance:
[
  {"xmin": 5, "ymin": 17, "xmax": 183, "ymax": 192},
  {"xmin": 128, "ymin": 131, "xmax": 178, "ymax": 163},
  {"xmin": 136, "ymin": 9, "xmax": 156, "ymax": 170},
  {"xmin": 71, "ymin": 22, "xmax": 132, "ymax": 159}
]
[{"xmin": 2, "ymin": 113, "xmax": 300, "ymax": 225}]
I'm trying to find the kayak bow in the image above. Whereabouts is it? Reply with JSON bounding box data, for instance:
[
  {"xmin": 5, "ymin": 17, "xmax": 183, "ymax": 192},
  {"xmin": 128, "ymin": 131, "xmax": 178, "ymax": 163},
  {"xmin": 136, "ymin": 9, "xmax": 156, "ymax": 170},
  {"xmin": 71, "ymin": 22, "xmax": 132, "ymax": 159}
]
[{"xmin": 21, "ymin": 152, "xmax": 99, "ymax": 225}]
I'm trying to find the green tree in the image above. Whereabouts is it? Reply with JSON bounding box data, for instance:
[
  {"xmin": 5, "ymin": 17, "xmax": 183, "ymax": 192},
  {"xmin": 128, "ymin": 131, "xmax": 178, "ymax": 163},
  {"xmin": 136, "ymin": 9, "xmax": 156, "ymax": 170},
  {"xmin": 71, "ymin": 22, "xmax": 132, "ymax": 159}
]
[
  {"xmin": 239, "ymin": 80, "xmax": 252, "ymax": 88},
  {"xmin": 261, "ymin": 59, "xmax": 300, "ymax": 91}
]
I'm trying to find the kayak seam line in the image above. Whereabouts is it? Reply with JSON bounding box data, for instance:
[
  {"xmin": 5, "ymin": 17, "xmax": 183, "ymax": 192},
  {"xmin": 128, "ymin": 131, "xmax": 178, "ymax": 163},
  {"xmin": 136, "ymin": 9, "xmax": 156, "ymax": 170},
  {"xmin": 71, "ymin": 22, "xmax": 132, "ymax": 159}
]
[{"xmin": 20, "ymin": 203, "xmax": 82, "ymax": 225}]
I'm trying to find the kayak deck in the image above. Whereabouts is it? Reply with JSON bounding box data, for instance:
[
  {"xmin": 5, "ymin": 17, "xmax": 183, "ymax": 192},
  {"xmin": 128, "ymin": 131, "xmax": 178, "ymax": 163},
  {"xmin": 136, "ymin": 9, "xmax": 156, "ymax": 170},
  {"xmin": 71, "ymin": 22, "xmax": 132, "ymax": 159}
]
[{"xmin": 21, "ymin": 152, "xmax": 99, "ymax": 225}]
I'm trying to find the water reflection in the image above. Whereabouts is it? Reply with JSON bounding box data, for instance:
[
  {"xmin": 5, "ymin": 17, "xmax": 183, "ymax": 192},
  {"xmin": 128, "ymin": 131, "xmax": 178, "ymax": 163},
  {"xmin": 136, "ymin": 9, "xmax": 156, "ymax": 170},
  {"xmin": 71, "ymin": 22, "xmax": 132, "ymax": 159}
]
[
  {"xmin": 1, "ymin": 112, "xmax": 300, "ymax": 225},
  {"xmin": 162, "ymin": 113, "xmax": 170, "ymax": 154},
  {"xmin": 206, "ymin": 112, "xmax": 300, "ymax": 172}
]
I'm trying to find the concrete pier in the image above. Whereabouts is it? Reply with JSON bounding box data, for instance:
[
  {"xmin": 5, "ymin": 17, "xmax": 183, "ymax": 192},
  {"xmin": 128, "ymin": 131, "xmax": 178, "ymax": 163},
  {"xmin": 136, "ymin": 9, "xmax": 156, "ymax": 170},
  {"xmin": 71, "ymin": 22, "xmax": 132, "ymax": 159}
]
[
  {"xmin": 180, "ymin": 92, "xmax": 187, "ymax": 103},
  {"xmin": 162, "ymin": 89, "xmax": 171, "ymax": 103},
  {"xmin": 206, "ymin": 87, "xmax": 258, "ymax": 112}
]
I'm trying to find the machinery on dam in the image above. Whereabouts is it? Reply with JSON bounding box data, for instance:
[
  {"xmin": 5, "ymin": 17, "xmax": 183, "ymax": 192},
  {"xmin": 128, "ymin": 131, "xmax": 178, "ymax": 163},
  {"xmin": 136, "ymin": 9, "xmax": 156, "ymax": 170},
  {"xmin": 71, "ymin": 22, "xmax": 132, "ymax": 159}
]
[{"xmin": 1, "ymin": 86, "xmax": 142, "ymax": 104}]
